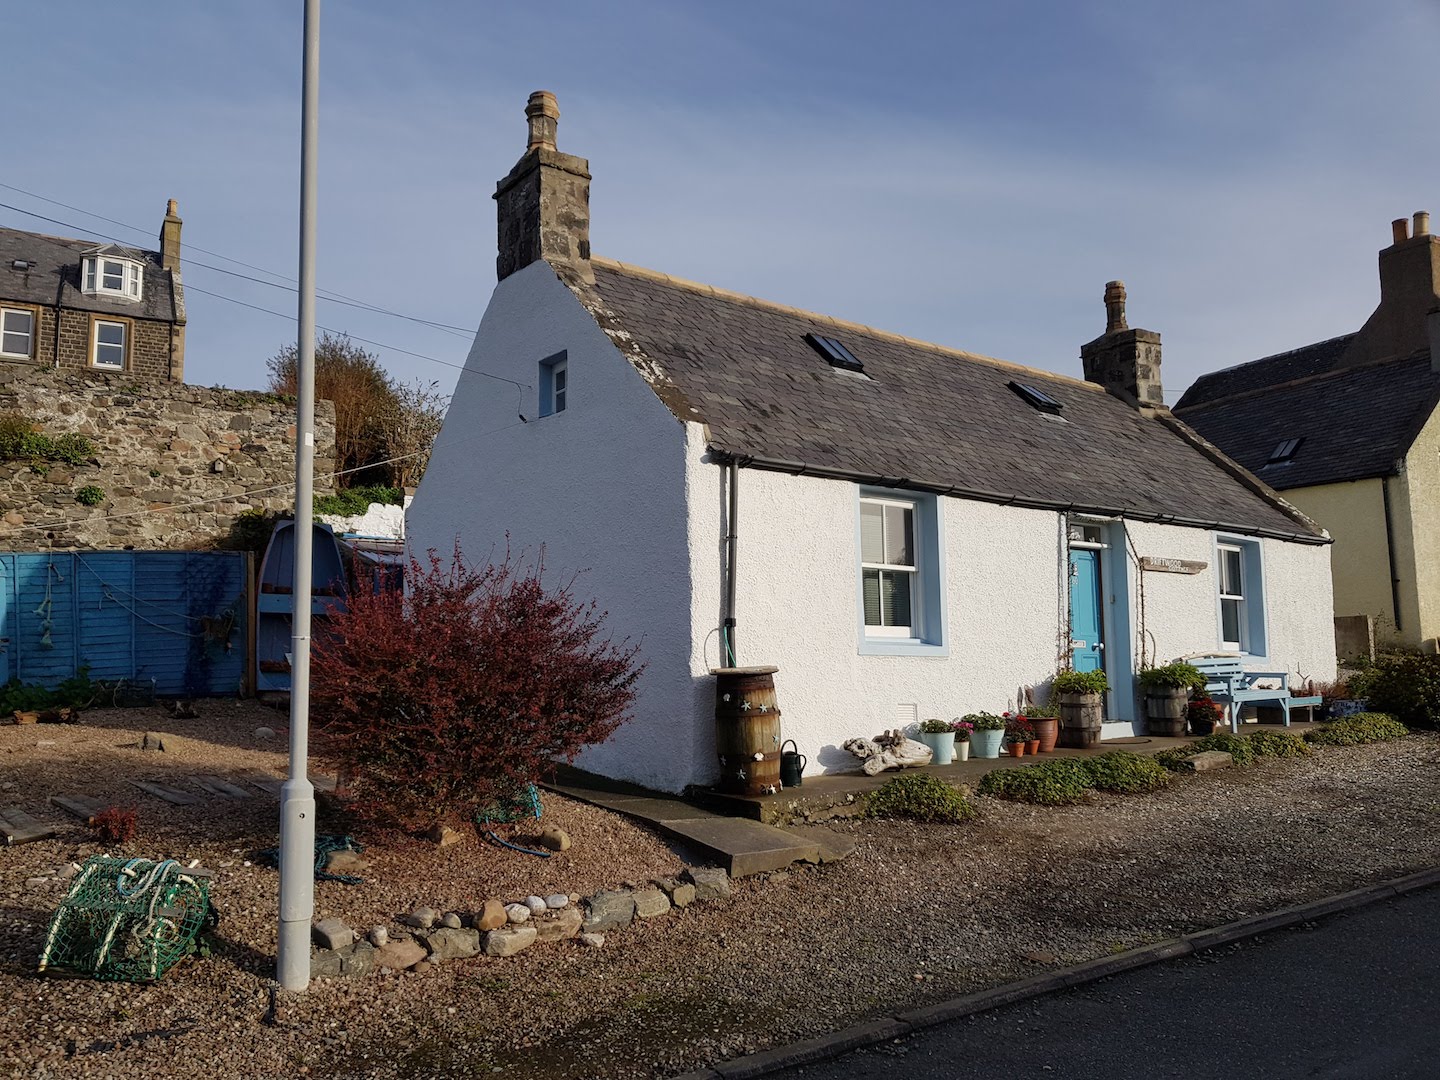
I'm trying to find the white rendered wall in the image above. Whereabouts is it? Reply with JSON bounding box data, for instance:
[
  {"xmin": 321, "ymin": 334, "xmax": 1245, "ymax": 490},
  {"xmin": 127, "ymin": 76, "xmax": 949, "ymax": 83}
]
[
  {"xmin": 319, "ymin": 495, "xmax": 410, "ymax": 541},
  {"xmin": 686, "ymin": 449, "xmax": 1338, "ymax": 780},
  {"xmin": 1117, "ymin": 521, "xmax": 1336, "ymax": 694},
  {"xmin": 407, "ymin": 262, "xmax": 698, "ymax": 792}
]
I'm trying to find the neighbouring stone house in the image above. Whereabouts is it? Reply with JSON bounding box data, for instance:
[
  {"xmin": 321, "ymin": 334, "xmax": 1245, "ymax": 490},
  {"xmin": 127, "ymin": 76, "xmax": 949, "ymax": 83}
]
[
  {"xmin": 1175, "ymin": 212, "xmax": 1440, "ymax": 656},
  {"xmin": 1, "ymin": 202, "xmax": 187, "ymax": 381},
  {"xmin": 409, "ymin": 92, "xmax": 1338, "ymax": 794}
]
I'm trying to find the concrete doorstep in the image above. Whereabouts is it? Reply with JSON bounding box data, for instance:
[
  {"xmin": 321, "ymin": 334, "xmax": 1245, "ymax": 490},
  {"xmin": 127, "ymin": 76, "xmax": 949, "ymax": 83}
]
[{"xmin": 668, "ymin": 864, "xmax": 1440, "ymax": 1080}]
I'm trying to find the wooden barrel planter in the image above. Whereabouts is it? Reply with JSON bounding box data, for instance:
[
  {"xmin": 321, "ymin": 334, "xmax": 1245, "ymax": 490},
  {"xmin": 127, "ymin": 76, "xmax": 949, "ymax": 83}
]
[
  {"xmin": 713, "ymin": 666, "xmax": 783, "ymax": 796},
  {"xmin": 1145, "ymin": 688, "xmax": 1188, "ymax": 738},
  {"xmin": 1058, "ymin": 692, "xmax": 1103, "ymax": 748}
]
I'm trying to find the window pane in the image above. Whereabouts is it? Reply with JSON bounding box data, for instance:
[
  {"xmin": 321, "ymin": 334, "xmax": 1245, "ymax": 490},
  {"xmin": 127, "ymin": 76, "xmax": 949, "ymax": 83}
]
[
  {"xmin": 2, "ymin": 333, "xmax": 26, "ymax": 355},
  {"xmin": 554, "ymin": 367, "xmax": 566, "ymax": 391},
  {"xmin": 3, "ymin": 310, "xmax": 30, "ymax": 333},
  {"xmin": 554, "ymin": 388, "xmax": 566, "ymax": 413},
  {"xmin": 883, "ymin": 504, "xmax": 914, "ymax": 566},
  {"xmin": 84, "ymin": 262, "xmax": 95, "ymax": 291},
  {"xmin": 862, "ymin": 568, "xmax": 881, "ymax": 625},
  {"xmin": 1221, "ymin": 598, "xmax": 1241, "ymax": 646},
  {"xmin": 102, "ymin": 261, "xmax": 124, "ymax": 289},
  {"xmin": 1222, "ymin": 548, "xmax": 1243, "ymax": 596},
  {"xmin": 860, "ymin": 502, "xmax": 884, "ymax": 563},
  {"xmin": 98, "ymin": 323, "xmax": 125, "ymax": 346},
  {"xmin": 881, "ymin": 571, "xmax": 913, "ymax": 628}
]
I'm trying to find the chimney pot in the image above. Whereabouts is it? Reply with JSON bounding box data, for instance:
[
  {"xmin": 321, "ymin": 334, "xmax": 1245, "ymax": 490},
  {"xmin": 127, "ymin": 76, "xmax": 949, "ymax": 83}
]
[
  {"xmin": 1392, "ymin": 218, "xmax": 1410, "ymax": 245},
  {"xmin": 526, "ymin": 90, "xmax": 560, "ymax": 151},
  {"xmin": 1103, "ymin": 280, "xmax": 1128, "ymax": 334},
  {"xmin": 1414, "ymin": 211, "xmax": 1431, "ymax": 238}
]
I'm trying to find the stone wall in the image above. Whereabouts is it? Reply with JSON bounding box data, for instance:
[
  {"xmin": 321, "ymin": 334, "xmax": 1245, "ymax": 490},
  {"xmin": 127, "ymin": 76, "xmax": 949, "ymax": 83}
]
[{"xmin": 0, "ymin": 367, "xmax": 335, "ymax": 551}]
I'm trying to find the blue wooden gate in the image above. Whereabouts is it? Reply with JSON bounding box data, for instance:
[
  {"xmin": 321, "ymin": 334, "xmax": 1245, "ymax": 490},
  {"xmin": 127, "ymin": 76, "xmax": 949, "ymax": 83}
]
[{"xmin": 0, "ymin": 551, "xmax": 248, "ymax": 697}]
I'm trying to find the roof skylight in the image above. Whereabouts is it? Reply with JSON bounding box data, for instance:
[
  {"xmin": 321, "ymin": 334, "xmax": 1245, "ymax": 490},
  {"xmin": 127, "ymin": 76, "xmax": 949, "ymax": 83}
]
[
  {"xmin": 805, "ymin": 333, "xmax": 864, "ymax": 373},
  {"xmin": 1009, "ymin": 381, "xmax": 1064, "ymax": 414},
  {"xmin": 1267, "ymin": 437, "xmax": 1302, "ymax": 464}
]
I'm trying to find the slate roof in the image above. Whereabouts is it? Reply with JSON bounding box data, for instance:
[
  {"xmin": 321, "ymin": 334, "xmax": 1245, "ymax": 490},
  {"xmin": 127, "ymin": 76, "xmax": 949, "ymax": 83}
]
[
  {"xmin": 1175, "ymin": 349, "xmax": 1440, "ymax": 489},
  {"xmin": 581, "ymin": 258, "xmax": 1325, "ymax": 543},
  {"xmin": 1175, "ymin": 334, "xmax": 1355, "ymax": 409},
  {"xmin": 0, "ymin": 226, "xmax": 179, "ymax": 323}
]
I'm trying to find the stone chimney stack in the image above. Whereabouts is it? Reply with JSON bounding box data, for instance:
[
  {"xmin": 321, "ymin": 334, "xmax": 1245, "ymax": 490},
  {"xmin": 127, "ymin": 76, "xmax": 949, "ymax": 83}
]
[
  {"xmin": 1340, "ymin": 211, "xmax": 1440, "ymax": 367},
  {"xmin": 494, "ymin": 91, "xmax": 594, "ymax": 286},
  {"xmin": 1080, "ymin": 280, "xmax": 1164, "ymax": 408},
  {"xmin": 159, "ymin": 198, "xmax": 182, "ymax": 272}
]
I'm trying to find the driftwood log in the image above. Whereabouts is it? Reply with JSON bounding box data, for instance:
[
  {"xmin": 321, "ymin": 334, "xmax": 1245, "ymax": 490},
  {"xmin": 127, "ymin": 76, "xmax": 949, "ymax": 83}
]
[{"xmin": 843, "ymin": 728, "xmax": 933, "ymax": 775}]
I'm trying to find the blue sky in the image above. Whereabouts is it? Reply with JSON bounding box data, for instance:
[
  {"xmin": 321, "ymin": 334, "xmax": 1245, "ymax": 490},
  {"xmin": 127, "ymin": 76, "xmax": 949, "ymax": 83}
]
[{"xmin": 4, "ymin": 1, "xmax": 1437, "ymax": 402}]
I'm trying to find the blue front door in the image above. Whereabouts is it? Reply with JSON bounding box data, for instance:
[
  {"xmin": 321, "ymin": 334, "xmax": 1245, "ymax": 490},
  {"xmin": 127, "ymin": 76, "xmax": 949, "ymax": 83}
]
[{"xmin": 1069, "ymin": 548, "xmax": 1104, "ymax": 673}]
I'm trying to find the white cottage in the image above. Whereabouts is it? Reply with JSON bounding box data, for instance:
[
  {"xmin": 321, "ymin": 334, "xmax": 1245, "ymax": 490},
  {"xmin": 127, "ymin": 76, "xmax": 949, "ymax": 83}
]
[{"xmin": 410, "ymin": 92, "xmax": 1337, "ymax": 794}]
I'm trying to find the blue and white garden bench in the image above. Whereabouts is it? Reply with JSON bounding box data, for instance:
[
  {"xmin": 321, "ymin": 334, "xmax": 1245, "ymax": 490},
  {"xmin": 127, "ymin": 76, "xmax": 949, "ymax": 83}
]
[{"xmin": 1189, "ymin": 655, "xmax": 1323, "ymax": 733}]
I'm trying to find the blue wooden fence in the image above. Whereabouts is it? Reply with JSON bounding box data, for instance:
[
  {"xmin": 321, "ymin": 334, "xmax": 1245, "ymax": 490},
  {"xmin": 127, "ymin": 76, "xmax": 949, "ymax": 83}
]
[{"xmin": 0, "ymin": 551, "xmax": 249, "ymax": 697}]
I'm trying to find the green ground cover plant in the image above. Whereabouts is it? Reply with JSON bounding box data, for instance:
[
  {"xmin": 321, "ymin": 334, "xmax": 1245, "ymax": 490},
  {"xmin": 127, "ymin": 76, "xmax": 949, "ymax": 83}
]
[
  {"xmin": 865, "ymin": 773, "xmax": 975, "ymax": 823},
  {"xmin": 1304, "ymin": 713, "xmax": 1409, "ymax": 746}
]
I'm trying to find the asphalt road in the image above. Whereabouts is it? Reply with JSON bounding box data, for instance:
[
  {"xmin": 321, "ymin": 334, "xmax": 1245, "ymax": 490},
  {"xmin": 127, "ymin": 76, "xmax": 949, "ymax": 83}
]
[{"xmin": 773, "ymin": 885, "xmax": 1440, "ymax": 1080}]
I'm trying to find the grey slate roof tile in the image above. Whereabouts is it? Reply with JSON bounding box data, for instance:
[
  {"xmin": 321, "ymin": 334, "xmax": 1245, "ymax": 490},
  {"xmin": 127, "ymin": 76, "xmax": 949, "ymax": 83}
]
[
  {"xmin": 1176, "ymin": 351, "xmax": 1439, "ymax": 489},
  {"xmin": 586, "ymin": 260, "xmax": 1321, "ymax": 541}
]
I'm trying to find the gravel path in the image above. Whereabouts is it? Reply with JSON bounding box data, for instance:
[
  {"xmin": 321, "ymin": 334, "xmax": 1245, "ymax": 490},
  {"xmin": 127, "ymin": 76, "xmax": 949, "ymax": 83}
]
[{"xmin": 2, "ymin": 707, "xmax": 1437, "ymax": 1079}]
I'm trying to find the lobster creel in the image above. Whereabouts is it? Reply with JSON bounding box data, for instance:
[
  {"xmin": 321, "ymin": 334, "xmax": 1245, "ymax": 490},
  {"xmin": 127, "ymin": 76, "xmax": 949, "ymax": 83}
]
[{"xmin": 713, "ymin": 666, "xmax": 783, "ymax": 796}]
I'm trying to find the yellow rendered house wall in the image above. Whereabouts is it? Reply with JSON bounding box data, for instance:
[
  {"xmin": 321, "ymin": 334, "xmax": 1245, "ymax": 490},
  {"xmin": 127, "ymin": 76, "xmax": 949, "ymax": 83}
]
[
  {"xmin": 1399, "ymin": 407, "xmax": 1440, "ymax": 648},
  {"xmin": 1283, "ymin": 478, "xmax": 1405, "ymax": 640}
]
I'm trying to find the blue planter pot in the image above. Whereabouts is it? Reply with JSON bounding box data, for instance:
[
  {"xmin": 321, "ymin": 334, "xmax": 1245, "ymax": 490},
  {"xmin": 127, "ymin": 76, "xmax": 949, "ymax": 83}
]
[
  {"xmin": 918, "ymin": 730, "xmax": 955, "ymax": 765},
  {"xmin": 972, "ymin": 728, "xmax": 1004, "ymax": 759}
]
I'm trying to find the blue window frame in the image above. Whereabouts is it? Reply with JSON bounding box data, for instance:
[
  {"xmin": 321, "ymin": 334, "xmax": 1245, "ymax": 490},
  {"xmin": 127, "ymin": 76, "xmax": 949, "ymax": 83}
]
[
  {"xmin": 1215, "ymin": 535, "xmax": 1267, "ymax": 657},
  {"xmin": 855, "ymin": 487, "xmax": 947, "ymax": 655},
  {"xmin": 539, "ymin": 351, "xmax": 568, "ymax": 417}
]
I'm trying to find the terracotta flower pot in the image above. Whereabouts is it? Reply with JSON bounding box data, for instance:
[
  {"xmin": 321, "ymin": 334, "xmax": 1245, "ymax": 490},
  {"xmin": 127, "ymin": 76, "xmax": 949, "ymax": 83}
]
[
  {"xmin": 1009, "ymin": 741, "xmax": 1027, "ymax": 757},
  {"xmin": 1028, "ymin": 717, "xmax": 1059, "ymax": 753},
  {"xmin": 1026, "ymin": 739, "xmax": 1040, "ymax": 756}
]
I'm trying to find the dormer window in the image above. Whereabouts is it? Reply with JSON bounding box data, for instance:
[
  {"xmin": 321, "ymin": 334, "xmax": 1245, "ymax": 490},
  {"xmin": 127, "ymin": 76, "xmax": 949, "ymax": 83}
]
[{"xmin": 82, "ymin": 255, "xmax": 143, "ymax": 300}]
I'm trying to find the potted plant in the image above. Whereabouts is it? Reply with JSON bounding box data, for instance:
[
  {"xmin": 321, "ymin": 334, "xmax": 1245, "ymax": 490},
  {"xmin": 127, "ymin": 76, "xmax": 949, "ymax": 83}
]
[
  {"xmin": 1053, "ymin": 669, "xmax": 1108, "ymax": 748},
  {"xmin": 950, "ymin": 718, "xmax": 973, "ymax": 762},
  {"xmin": 1138, "ymin": 663, "xmax": 1205, "ymax": 737},
  {"xmin": 964, "ymin": 712, "xmax": 1006, "ymax": 759},
  {"xmin": 1004, "ymin": 715, "xmax": 1035, "ymax": 757},
  {"xmin": 1187, "ymin": 692, "xmax": 1223, "ymax": 736},
  {"xmin": 917, "ymin": 718, "xmax": 956, "ymax": 765},
  {"xmin": 1021, "ymin": 701, "xmax": 1060, "ymax": 753}
]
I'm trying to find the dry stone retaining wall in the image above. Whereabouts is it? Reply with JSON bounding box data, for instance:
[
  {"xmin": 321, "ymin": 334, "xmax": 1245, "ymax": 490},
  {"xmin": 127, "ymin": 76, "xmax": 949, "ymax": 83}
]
[{"xmin": 0, "ymin": 367, "xmax": 335, "ymax": 551}]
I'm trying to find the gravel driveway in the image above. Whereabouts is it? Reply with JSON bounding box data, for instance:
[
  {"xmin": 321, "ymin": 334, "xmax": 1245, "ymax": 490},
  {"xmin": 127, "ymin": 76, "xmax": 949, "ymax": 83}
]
[{"xmin": 2, "ymin": 706, "xmax": 1437, "ymax": 1079}]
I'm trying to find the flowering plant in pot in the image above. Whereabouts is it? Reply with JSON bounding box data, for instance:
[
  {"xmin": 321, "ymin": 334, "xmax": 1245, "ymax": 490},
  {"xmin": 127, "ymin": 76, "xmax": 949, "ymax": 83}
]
[
  {"xmin": 949, "ymin": 718, "xmax": 974, "ymax": 762},
  {"xmin": 1187, "ymin": 692, "xmax": 1224, "ymax": 736},
  {"xmin": 917, "ymin": 717, "xmax": 957, "ymax": 765},
  {"xmin": 963, "ymin": 712, "xmax": 1006, "ymax": 759},
  {"xmin": 1004, "ymin": 716, "xmax": 1035, "ymax": 757},
  {"xmin": 1019, "ymin": 701, "xmax": 1060, "ymax": 753}
]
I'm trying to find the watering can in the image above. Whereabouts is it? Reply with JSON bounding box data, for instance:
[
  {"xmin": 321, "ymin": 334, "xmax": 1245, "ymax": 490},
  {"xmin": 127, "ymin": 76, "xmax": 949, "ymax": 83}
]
[{"xmin": 779, "ymin": 739, "xmax": 807, "ymax": 788}]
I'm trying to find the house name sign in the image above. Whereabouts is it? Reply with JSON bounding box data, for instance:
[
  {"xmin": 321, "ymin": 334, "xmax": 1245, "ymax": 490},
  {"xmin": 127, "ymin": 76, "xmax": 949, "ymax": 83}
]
[{"xmin": 1139, "ymin": 557, "xmax": 1207, "ymax": 575}]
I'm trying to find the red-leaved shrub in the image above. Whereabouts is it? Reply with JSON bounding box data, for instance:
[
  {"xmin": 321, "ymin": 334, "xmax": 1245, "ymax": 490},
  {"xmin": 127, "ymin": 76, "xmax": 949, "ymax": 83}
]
[
  {"xmin": 310, "ymin": 545, "xmax": 642, "ymax": 826},
  {"xmin": 91, "ymin": 806, "xmax": 138, "ymax": 845}
]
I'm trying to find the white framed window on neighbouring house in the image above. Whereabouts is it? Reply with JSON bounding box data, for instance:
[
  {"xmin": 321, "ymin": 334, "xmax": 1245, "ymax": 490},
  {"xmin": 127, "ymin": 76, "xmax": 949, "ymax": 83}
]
[
  {"xmin": 1, "ymin": 307, "xmax": 34, "ymax": 359},
  {"xmin": 1215, "ymin": 536, "xmax": 1266, "ymax": 656},
  {"xmin": 539, "ymin": 352, "xmax": 568, "ymax": 417},
  {"xmin": 91, "ymin": 319, "xmax": 127, "ymax": 370},
  {"xmin": 82, "ymin": 255, "xmax": 143, "ymax": 300},
  {"xmin": 856, "ymin": 489, "xmax": 946, "ymax": 654}
]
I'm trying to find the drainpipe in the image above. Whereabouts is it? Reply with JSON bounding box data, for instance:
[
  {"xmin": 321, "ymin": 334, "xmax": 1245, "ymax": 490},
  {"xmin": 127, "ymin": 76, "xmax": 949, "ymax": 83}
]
[
  {"xmin": 724, "ymin": 459, "xmax": 739, "ymax": 665},
  {"xmin": 1382, "ymin": 475, "xmax": 1403, "ymax": 631}
]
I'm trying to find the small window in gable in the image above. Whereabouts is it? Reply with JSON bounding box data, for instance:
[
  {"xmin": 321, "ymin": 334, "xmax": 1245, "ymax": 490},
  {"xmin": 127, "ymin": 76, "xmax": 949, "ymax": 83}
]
[
  {"xmin": 539, "ymin": 352, "xmax": 568, "ymax": 417},
  {"xmin": 82, "ymin": 254, "xmax": 143, "ymax": 300},
  {"xmin": 805, "ymin": 333, "xmax": 865, "ymax": 373}
]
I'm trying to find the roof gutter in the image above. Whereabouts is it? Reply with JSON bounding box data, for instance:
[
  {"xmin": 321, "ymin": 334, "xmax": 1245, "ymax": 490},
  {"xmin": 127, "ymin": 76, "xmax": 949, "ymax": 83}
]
[{"xmin": 712, "ymin": 449, "xmax": 1331, "ymax": 546}]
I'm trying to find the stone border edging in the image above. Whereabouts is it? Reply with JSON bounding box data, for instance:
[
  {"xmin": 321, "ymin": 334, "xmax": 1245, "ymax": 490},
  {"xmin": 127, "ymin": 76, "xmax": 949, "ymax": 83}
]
[{"xmin": 668, "ymin": 865, "xmax": 1440, "ymax": 1080}]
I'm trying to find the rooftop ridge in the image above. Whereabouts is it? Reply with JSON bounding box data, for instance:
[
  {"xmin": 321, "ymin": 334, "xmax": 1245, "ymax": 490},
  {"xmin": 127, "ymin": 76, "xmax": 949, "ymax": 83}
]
[
  {"xmin": 590, "ymin": 255, "xmax": 1106, "ymax": 392},
  {"xmin": 1177, "ymin": 346, "xmax": 1432, "ymax": 413},
  {"xmin": 1184, "ymin": 331, "xmax": 1357, "ymax": 394}
]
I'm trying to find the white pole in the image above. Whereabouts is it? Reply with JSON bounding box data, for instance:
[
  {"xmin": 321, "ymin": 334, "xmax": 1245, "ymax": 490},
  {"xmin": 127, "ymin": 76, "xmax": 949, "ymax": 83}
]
[{"xmin": 277, "ymin": 0, "xmax": 320, "ymax": 993}]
